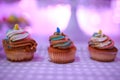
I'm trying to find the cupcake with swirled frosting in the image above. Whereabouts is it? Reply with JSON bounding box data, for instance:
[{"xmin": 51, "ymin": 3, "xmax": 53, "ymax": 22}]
[
  {"xmin": 2, "ymin": 24, "xmax": 37, "ymax": 62},
  {"xmin": 48, "ymin": 27, "xmax": 76, "ymax": 64},
  {"xmin": 88, "ymin": 30, "xmax": 118, "ymax": 62}
]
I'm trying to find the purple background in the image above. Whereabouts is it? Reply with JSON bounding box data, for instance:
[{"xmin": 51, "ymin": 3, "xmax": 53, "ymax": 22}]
[{"xmin": 0, "ymin": 0, "xmax": 120, "ymax": 80}]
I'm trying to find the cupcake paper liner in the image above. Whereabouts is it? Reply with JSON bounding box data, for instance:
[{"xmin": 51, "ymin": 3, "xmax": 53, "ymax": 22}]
[
  {"xmin": 2, "ymin": 40, "xmax": 35, "ymax": 62},
  {"xmin": 88, "ymin": 46, "xmax": 118, "ymax": 62},
  {"xmin": 48, "ymin": 46, "xmax": 76, "ymax": 64}
]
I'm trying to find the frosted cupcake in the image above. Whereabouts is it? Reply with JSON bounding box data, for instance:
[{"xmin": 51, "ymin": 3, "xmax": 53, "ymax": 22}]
[
  {"xmin": 88, "ymin": 30, "xmax": 118, "ymax": 62},
  {"xmin": 48, "ymin": 27, "xmax": 76, "ymax": 64},
  {"xmin": 2, "ymin": 24, "xmax": 37, "ymax": 62}
]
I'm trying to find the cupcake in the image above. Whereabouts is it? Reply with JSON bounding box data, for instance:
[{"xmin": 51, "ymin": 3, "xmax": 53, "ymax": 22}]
[
  {"xmin": 2, "ymin": 24, "xmax": 37, "ymax": 62},
  {"xmin": 7, "ymin": 15, "xmax": 18, "ymax": 24},
  {"xmin": 5, "ymin": 15, "xmax": 30, "ymax": 29},
  {"xmin": 88, "ymin": 30, "xmax": 118, "ymax": 62},
  {"xmin": 48, "ymin": 27, "xmax": 76, "ymax": 64}
]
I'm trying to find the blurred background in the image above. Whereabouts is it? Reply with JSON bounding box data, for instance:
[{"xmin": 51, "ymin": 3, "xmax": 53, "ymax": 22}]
[{"xmin": 0, "ymin": 0, "xmax": 120, "ymax": 46}]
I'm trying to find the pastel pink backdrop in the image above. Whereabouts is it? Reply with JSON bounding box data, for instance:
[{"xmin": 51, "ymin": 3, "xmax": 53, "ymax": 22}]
[{"xmin": 0, "ymin": 0, "xmax": 120, "ymax": 44}]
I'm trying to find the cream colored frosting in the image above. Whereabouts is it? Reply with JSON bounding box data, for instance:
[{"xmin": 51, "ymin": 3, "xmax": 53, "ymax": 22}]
[
  {"xmin": 90, "ymin": 35, "xmax": 107, "ymax": 42},
  {"xmin": 89, "ymin": 32, "xmax": 114, "ymax": 49},
  {"xmin": 7, "ymin": 29, "xmax": 29, "ymax": 41}
]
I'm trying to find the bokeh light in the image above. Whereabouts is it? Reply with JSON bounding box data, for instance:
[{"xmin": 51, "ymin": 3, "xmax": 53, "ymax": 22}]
[
  {"xmin": 77, "ymin": 5, "xmax": 120, "ymax": 36},
  {"xmin": 19, "ymin": 0, "xmax": 71, "ymax": 35}
]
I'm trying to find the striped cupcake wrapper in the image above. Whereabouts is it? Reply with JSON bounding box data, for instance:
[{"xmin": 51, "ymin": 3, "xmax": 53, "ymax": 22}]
[
  {"xmin": 88, "ymin": 46, "xmax": 117, "ymax": 62},
  {"xmin": 48, "ymin": 47, "xmax": 76, "ymax": 64}
]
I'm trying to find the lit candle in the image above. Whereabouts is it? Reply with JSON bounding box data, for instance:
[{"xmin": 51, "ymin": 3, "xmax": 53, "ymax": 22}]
[
  {"xmin": 56, "ymin": 27, "xmax": 60, "ymax": 33},
  {"xmin": 14, "ymin": 24, "xmax": 19, "ymax": 30}
]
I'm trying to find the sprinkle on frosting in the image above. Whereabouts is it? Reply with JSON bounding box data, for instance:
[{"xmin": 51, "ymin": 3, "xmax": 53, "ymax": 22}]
[
  {"xmin": 89, "ymin": 30, "xmax": 114, "ymax": 49},
  {"xmin": 14, "ymin": 24, "xmax": 19, "ymax": 30},
  {"xmin": 57, "ymin": 27, "xmax": 60, "ymax": 33},
  {"xmin": 98, "ymin": 29, "xmax": 102, "ymax": 34}
]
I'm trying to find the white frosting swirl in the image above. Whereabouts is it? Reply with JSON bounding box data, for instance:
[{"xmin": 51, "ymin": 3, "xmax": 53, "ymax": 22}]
[
  {"xmin": 89, "ymin": 33, "xmax": 114, "ymax": 49},
  {"xmin": 7, "ymin": 29, "xmax": 29, "ymax": 41},
  {"xmin": 91, "ymin": 36, "xmax": 107, "ymax": 42}
]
